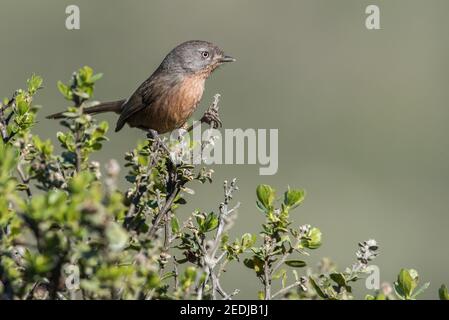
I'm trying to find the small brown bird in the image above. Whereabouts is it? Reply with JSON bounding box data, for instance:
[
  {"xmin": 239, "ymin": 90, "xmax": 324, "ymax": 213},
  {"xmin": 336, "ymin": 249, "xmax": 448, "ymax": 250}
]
[{"xmin": 47, "ymin": 40, "xmax": 235, "ymax": 134}]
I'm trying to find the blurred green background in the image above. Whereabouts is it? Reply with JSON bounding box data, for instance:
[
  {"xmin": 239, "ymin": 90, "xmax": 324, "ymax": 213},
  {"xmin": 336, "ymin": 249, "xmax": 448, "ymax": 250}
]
[{"xmin": 1, "ymin": 0, "xmax": 448, "ymax": 299}]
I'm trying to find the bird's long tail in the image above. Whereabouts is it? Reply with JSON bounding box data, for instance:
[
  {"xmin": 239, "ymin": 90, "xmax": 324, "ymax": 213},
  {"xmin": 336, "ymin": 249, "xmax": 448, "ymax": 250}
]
[{"xmin": 46, "ymin": 99, "xmax": 126, "ymax": 119}]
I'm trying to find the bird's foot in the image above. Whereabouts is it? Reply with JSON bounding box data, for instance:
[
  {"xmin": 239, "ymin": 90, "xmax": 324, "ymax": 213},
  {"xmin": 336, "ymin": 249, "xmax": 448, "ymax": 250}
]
[{"xmin": 200, "ymin": 94, "xmax": 222, "ymax": 129}]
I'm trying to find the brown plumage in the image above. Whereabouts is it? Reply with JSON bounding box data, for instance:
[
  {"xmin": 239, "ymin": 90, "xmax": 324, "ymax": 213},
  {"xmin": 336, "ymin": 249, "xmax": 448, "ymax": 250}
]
[{"xmin": 47, "ymin": 40, "xmax": 235, "ymax": 134}]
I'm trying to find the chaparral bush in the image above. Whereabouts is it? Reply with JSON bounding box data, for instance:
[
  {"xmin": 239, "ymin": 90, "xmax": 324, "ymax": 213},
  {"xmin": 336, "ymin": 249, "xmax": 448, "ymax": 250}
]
[{"xmin": 0, "ymin": 68, "xmax": 446, "ymax": 300}]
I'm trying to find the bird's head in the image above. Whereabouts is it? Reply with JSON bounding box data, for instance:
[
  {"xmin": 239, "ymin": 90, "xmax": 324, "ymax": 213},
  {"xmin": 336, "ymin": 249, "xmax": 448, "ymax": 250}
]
[{"xmin": 161, "ymin": 40, "xmax": 236, "ymax": 77}]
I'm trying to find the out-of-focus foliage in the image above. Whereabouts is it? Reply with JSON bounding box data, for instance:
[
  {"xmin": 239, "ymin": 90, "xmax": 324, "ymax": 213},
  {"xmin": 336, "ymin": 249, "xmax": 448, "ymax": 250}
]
[{"xmin": 0, "ymin": 69, "xmax": 443, "ymax": 300}]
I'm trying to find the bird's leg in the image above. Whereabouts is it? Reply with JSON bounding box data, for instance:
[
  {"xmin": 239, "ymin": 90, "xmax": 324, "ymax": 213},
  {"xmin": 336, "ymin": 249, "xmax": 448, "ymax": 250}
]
[{"xmin": 186, "ymin": 94, "xmax": 222, "ymax": 132}]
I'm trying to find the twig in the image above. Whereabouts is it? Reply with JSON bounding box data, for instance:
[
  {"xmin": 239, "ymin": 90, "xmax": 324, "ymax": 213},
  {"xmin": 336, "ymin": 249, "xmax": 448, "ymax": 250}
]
[
  {"xmin": 148, "ymin": 188, "xmax": 180, "ymax": 238},
  {"xmin": 196, "ymin": 179, "xmax": 239, "ymax": 300},
  {"xmin": 0, "ymin": 94, "xmax": 16, "ymax": 142},
  {"xmin": 271, "ymin": 238, "xmax": 301, "ymax": 276},
  {"xmin": 17, "ymin": 162, "xmax": 32, "ymax": 198},
  {"xmin": 272, "ymin": 282, "xmax": 301, "ymax": 299},
  {"xmin": 264, "ymin": 259, "xmax": 271, "ymax": 300},
  {"xmin": 71, "ymin": 73, "xmax": 83, "ymax": 173}
]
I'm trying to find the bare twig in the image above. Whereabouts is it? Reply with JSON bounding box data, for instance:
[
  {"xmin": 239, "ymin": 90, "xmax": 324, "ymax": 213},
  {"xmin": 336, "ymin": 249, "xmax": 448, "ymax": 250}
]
[
  {"xmin": 272, "ymin": 282, "xmax": 299, "ymax": 299},
  {"xmin": 196, "ymin": 179, "xmax": 240, "ymax": 300},
  {"xmin": 148, "ymin": 187, "xmax": 180, "ymax": 238},
  {"xmin": 264, "ymin": 259, "xmax": 271, "ymax": 300},
  {"xmin": 17, "ymin": 162, "xmax": 32, "ymax": 198}
]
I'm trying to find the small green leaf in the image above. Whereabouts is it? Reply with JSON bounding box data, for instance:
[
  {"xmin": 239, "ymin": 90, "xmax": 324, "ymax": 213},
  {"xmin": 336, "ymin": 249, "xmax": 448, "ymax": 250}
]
[
  {"xmin": 198, "ymin": 212, "xmax": 218, "ymax": 233},
  {"xmin": 15, "ymin": 94, "xmax": 29, "ymax": 115},
  {"xmin": 106, "ymin": 222, "xmax": 128, "ymax": 251},
  {"xmin": 184, "ymin": 267, "xmax": 197, "ymax": 283},
  {"xmin": 57, "ymin": 81, "xmax": 71, "ymax": 99},
  {"xmin": 256, "ymin": 184, "xmax": 275, "ymax": 210},
  {"xmin": 241, "ymin": 233, "xmax": 257, "ymax": 250},
  {"xmin": 301, "ymin": 227, "xmax": 322, "ymax": 249},
  {"xmin": 73, "ymin": 89, "xmax": 90, "ymax": 99},
  {"xmin": 27, "ymin": 74, "xmax": 43, "ymax": 94},
  {"xmin": 285, "ymin": 260, "xmax": 306, "ymax": 268},
  {"xmin": 90, "ymin": 73, "xmax": 103, "ymax": 83},
  {"xmin": 160, "ymin": 271, "xmax": 176, "ymax": 281},
  {"xmin": 244, "ymin": 256, "xmax": 264, "ymax": 276},
  {"xmin": 397, "ymin": 268, "xmax": 418, "ymax": 299},
  {"xmin": 16, "ymin": 183, "xmax": 30, "ymax": 191},
  {"xmin": 439, "ymin": 284, "xmax": 449, "ymax": 300},
  {"xmin": 171, "ymin": 216, "xmax": 180, "ymax": 233},
  {"xmin": 309, "ymin": 277, "xmax": 328, "ymax": 299},
  {"xmin": 57, "ymin": 131, "xmax": 66, "ymax": 144},
  {"xmin": 284, "ymin": 188, "xmax": 305, "ymax": 209},
  {"xmin": 330, "ymin": 273, "xmax": 347, "ymax": 287}
]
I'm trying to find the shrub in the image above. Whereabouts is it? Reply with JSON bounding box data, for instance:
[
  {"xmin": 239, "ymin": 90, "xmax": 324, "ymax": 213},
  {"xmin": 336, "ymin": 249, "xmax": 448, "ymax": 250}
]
[{"xmin": 0, "ymin": 68, "xmax": 445, "ymax": 300}]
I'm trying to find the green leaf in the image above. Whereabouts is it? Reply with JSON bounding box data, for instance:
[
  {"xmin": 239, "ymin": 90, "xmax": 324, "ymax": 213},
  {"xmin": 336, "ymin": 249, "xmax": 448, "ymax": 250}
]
[
  {"xmin": 73, "ymin": 89, "xmax": 90, "ymax": 99},
  {"xmin": 241, "ymin": 233, "xmax": 257, "ymax": 250},
  {"xmin": 182, "ymin": 266, "xmax": 197, "ymax": 288},
  {"xmin": 91, "ymin": 142, "xmax": 103, "ymax": 150},
  {"xmin": 284, "ymin": 188, "xmax": 305, "ymax": 209},
  {"xmin": 301, "ymin": 227, "xmax": 322, "ymax": 249},
  {"xmin": 197, "ymin": 212, "xmax": 219, "ymax": 233},
  {"xmin": 244, "ymin": 256, "xmax": 264, "ymax": 276},
  {"xmin": 27, "ymin": 74, "xmax": 43, "ymax": 94},
  {"xmin": 68, "ymin": 172, "xmax": 94, "ymax": 193},
  {"xmin": 309, "ymin": 277, "xmax": 328, "ymax": 299},
  {"xmin": 330, "ymin": 273, "xmax": 347, "ymax": 287},
  {"xmin": 106, "ymin": 222, "xmax": 128, "ymax": 251},
  {"xmin": 272, "ymin": 269, "xmax": 287, "ymax": 288},
  {"xmin": 15, "ymin": 94, "xmax": 29, "ymax": 116},
  {"xmin": 16, "ymin": 183, "xmax": 29, "ymax": 191},
  {"xmin": 78, "ymin": 66, "xmax": 94, "ymax": 84},
  {"xmin": 439, "ymin": 284, "xmax": 449, "ymax": 300},
  {"xmin": 284, "ymin": 260, "xmax": 306, "ymax": 268},
  {"xmin": 160, "ymin": 271, "xmax": 176, "ymax": 281},
  {"xmin": 26, "ymin": 254, "xmax": 53, "ymax": 275},
  {"xmin": 57, "ymin": 81, "xmax": 71, "ymax": 100},
  {"xmin": 272, "ymin": 268, "xmax": 286, "ymax": 280},
  {"xmin": 57, "ymin": 131, "xmax": 66, "ymax": 144},
  {"xmin": 393, "ymin": 282, "xmax": 406, "ymax": 300},
  {"xmin": 256, "ymin": 184, "xmax": 275, "ymax": 210},
  {"xmin": 171, "ymin": 216, "xmax": 180, "ymax": 233},
  {"xmin": 397, "ymin": 268, "xmax": 418, "ymax": 299},
  {"xmin": 90, "ymin": 73, "xmax": 103, "ymax": 83}
]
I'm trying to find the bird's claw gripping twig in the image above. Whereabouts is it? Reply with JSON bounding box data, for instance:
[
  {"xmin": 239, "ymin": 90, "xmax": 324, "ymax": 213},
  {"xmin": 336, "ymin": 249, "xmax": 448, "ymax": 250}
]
[{"xmin": 200, "ymin": 94, "xmax": 222, "ymax": 129}]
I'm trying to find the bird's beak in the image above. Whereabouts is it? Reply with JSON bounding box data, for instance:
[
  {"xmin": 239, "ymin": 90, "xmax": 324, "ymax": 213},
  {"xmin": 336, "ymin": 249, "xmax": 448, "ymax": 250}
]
[{"xmin": 219, "ymin": 55, "xmax": 236, "ymax": 63}]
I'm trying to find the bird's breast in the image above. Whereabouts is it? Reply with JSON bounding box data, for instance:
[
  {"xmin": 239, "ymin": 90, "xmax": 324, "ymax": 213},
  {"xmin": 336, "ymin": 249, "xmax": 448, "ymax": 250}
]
[
  {"xmin": 170, "ymin": 74, "xmax": 205, "ymax": 121},
  {"xmin": 136, "ymin": 74, "xmax": 206, "ymax": 133},
  {"xmin": 128, "ymin": 75, "xmax": 205, "ymax": 133}
]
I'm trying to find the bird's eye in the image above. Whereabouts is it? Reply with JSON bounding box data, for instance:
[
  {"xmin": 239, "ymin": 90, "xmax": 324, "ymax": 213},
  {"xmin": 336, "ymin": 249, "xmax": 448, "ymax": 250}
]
[{"xmin": 201, "ymin": 51, "xmax": 209, "ymax": 58}]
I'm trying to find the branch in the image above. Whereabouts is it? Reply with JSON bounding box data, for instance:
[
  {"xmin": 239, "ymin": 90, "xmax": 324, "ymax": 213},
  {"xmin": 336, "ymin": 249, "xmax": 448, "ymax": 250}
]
[
  {"xmin": 148, "ymin": 184, "xmax": 180, "ymax": 238},
  {"xmin": 272, "ymin": 282, "xmax": 300, "ymax": 299},
  {"xmin": 17, "ymin": 162, "xmax": 32, "ymax": 198}
]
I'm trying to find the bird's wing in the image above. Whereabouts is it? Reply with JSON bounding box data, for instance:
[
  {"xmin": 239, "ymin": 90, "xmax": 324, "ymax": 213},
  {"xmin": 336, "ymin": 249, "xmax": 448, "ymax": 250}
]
[
  {"xmin": 114, "ymin": 72, "xmax": 180, "ymax": 132},
  {"xmin": 114, "ymin": 77, "xmax": 158, "ymax": 132}
]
